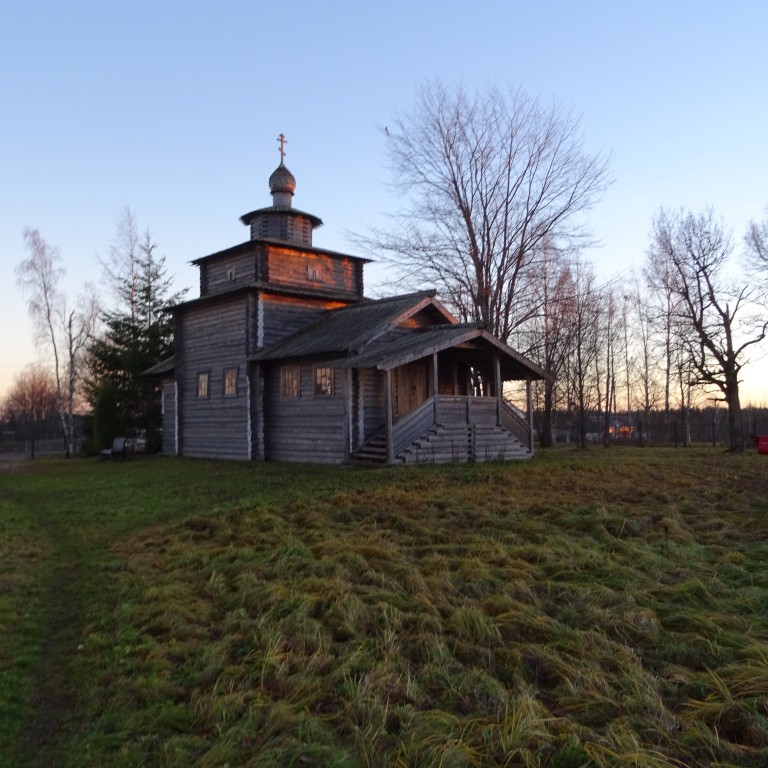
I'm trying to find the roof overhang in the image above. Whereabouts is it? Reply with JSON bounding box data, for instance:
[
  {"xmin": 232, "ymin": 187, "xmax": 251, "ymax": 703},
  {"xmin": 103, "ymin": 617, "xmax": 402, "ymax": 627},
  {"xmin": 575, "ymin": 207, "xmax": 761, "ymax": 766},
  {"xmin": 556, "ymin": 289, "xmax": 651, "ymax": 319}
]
[
  {"xmin": 334, "ymin": 326, "xmax": 549, "ymax": 381},
  {"xmin": 142, "ymin": 356, "xmax": 175, "ymax": 376}
]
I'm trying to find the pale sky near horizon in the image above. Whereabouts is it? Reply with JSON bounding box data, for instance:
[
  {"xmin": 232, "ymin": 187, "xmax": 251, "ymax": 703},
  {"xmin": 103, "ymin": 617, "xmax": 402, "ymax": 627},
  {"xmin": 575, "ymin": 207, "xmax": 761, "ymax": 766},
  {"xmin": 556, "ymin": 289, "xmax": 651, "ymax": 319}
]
[{"xmin": 2, "ymin": 1, "xmax": 767, "ymax": 403}]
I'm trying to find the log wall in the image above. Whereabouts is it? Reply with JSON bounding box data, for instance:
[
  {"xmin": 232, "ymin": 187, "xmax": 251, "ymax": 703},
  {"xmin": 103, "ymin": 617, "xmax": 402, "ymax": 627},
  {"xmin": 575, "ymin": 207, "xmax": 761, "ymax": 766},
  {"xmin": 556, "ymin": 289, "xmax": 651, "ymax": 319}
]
[
  {"xmin": 200, "ymin": 250, "xmax": 259, "ymax": 296},
  {"xmin": 264, "ymin": 364, "xmax": 346, "ymax": 463},
  {"xmin": 261, "ymin": 295, "xmax": 338, "ymax": 347},
  {"xmin": 265, "ymin": 246, "xmax": 363, "ymax": 297},
  {"xmin": 178, "ymin": 298, "xmax": 251, "ymax": 460},
  {"xmin": 359, "ymin": 368, "xmax": 386, "ymax": 441},
  {"xmin": 161, "ymin": 380, "xmax": 178, "ymax": 455}
]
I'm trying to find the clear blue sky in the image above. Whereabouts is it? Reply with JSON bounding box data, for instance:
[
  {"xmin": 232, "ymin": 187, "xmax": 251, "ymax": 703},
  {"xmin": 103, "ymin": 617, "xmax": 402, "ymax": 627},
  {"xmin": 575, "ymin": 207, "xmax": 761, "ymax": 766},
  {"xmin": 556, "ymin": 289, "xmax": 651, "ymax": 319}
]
[{"xmin": 2, "ymin": 1, "xmax": 767, "ymax": 402}]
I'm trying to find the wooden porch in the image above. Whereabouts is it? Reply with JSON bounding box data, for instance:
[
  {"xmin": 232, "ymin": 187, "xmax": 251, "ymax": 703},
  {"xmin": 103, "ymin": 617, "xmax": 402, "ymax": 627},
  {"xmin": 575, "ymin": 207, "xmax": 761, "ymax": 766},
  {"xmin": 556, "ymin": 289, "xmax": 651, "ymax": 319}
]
[{"xmin": 352, "ymin": 392, "xmax": 534, "ymax": 465}]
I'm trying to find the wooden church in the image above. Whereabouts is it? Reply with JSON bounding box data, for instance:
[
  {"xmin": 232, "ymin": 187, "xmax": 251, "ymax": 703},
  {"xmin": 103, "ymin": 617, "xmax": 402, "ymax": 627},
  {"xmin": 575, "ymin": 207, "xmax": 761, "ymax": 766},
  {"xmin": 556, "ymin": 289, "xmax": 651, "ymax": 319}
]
[{"xmin": 147, "ymin": 140, "xmax": 547, "ymax": 464}]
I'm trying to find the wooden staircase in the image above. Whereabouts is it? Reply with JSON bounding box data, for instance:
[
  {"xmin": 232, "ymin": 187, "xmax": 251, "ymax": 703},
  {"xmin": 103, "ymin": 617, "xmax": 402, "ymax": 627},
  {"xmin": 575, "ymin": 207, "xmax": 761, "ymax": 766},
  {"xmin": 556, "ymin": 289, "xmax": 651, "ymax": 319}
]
[
  {"xmin": 349, "ymin": 433, "xmax": 388, "ymax": 465},
  {"xmin": 351, "ymin": 423, "xmax": 531, "ymax": 465},
  {"xmin": 397, "ymin": 423, "xmax": 530, "ymax": 464}
]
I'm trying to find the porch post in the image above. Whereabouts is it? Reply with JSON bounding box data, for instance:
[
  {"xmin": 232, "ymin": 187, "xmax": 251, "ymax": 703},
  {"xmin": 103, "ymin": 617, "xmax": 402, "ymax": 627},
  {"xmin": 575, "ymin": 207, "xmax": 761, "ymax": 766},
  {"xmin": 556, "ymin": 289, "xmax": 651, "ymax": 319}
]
[
  {"xmin": 432, "ymin": 352, "xmax": 439, "ymax": 423},
  {"xmin": 494, "ymin": 354, "xmax": 501, "ymax": 426},
  {"xmin": 466, "ymin": 367, "xmax": 472, "ymax": 424},
  {"xmin": 252, "ymin": 363, "xmax": 264, "ymax": 461},
  {"xmin": 343, "ymin": 368, "xmax": 352, "ymax": 460},
  {"xmin": 526, "ymin": 376, "xmax": 534, "ymax": 452},
  {"xmin": 385, "ymin": 368, "xmax": 394, "ymax": 465}
]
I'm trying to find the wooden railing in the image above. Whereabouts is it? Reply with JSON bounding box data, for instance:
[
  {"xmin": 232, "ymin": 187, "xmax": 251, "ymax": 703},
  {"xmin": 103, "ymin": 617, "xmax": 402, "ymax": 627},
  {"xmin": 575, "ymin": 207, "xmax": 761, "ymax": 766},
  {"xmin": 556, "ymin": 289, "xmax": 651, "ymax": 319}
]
[
  {"xmin": 390, "ymin": 395, "xmax": 532, "ymax": 460},
  {"xmin": 392, "ymin": 396, "xmax": 437, "ymax": 458},
  {"xmin": 500, "ymin": 400, "xmax": 531, "ymax": 448},
  {"xmin": 436, "ymin": 395, "xmax": 497, "ymax": 426}
]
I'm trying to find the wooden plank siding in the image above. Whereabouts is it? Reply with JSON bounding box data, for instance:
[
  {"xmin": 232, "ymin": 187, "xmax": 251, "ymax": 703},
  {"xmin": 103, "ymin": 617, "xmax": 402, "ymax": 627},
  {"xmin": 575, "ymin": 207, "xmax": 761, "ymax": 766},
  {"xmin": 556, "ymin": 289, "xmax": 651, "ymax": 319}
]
[
  {"xmin": 178, "ymin": 299, "xmax": 252, "ymax": 460},
  {"xmin": 261, "ymin": 295, "xmax": 342, "ymax": 348},
  {"xmin": 265, "ymin": 246, "xmax": 362, "ymax": 297},
  {"xmin": 264, "ymin": 364, "xmax": 346, "ymax": 463},
  {"xmin": 359, "ymin": 368, "xmax": 386, "ymax": 442},
  {"xmin": 199, "ymin": 249, "xmax": 260, "ymax": 296},
  {"xmin": 161, "ymin": 380, "xmax": 178, "ymax": 455}
]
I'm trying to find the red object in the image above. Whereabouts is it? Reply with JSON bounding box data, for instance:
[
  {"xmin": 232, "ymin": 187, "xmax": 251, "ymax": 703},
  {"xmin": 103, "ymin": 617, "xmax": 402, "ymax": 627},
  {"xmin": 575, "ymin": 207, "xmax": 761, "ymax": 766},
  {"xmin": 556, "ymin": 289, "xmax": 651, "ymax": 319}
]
[{"xmin": 758, "ymin": 436, "xmax": 768, "ymax": 454}]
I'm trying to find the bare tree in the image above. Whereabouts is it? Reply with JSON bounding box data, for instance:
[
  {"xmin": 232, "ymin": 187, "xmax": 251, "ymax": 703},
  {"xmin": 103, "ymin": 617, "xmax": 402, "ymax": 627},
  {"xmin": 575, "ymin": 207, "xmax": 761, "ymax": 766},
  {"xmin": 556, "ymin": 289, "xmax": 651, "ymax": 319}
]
[
  {"xmin": 647, "ymin": 208, "xmax": 768, "ymax": 451},
  {"xmin": 0, "ymin": 364, "xmax": 58, "ymax": 429},
  {"xmin": 744, "ymin": 206, "xmax": 768, "ymax": 297},
  {"xmin": 523, "ymin": 243, "xmax": 579, "ymax": 446},
  {"xmin": 16, "ymin": 228, "xmax": 98, "ymax": 456},
  {"xmin": 627, "ymin": 279, "xmax": 662, "ymax": 442},
  {"xmin": 360, "ymin": 81, "xmax": 611, "ymax": 344},
  {"xmin": 563, "ymin": 257, "xmax": 602, "ymax": 448},
  {"xmin": 596, "ymin": 286, "xmax": 620, "ymax": 447}
]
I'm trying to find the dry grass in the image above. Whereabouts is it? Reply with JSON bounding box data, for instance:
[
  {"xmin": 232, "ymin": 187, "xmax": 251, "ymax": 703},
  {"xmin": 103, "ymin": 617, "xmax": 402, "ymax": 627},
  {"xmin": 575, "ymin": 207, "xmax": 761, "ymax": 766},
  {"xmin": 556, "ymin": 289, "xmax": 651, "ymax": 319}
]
[{"xmin": 2, "ymin": 447, "xmax": 768, "ymax": 767}]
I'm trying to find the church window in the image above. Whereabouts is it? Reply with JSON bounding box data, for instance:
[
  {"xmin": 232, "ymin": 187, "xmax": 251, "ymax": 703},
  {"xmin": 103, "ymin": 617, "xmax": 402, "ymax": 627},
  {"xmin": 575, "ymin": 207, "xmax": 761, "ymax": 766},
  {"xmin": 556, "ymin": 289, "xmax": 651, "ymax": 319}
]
[
  {"xmin": 307, "ymin": 264, "xmax": 322, "ymax": 282},
  {"xmin": 197, "ymin": 371, "xmax": 210, "ymax": 398},
  {"xmin": 314, "ymin": 367, "xmax": 334, "ymax": 397},
  {"xmin": 224, "ymin": 368, "xmax": 237, "ymax": 396},
  {"xmin": 227, "ymin": 267, "xmax": 236, "ymax": 282},
  {"xmin": 281, "ymin": 365, "xmax": 300, "ymax": 398}
]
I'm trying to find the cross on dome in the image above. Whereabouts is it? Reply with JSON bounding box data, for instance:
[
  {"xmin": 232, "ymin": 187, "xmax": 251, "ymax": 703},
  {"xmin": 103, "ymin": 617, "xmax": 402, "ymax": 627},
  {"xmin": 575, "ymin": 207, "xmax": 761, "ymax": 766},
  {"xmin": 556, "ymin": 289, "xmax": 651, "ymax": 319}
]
[{"xmin": 277, "ymin": 133, "xmax": 287, "ymax": 162}]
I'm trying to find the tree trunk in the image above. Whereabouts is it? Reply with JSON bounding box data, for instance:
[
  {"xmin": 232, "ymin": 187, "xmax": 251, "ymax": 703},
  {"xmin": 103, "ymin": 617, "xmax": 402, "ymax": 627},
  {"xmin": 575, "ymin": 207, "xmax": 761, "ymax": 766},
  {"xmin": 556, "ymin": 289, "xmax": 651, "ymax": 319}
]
[
  {"xmin": 725, "ymin": 372, "xmax": 744, "ymax": 452},
  {"xmin": 539, "ymin": 380, "xmax": 554, "ymax": 448}
]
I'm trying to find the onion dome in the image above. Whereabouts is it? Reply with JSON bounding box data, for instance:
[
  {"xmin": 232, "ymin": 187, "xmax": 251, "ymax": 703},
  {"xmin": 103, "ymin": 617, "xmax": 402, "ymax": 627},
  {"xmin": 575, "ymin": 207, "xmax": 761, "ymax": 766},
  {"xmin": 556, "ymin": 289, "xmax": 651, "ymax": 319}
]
[{"xmin": 269, "ymin": 162, "xmax": 296, "ymax": 207}]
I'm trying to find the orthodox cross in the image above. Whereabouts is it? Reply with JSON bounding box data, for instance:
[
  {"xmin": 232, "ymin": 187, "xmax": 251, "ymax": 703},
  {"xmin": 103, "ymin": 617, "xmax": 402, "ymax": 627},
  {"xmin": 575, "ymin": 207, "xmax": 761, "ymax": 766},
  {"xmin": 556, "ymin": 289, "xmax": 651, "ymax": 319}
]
[{"xmin": 277, "ymin": 133, "xmax": 287, "ymax": 162}]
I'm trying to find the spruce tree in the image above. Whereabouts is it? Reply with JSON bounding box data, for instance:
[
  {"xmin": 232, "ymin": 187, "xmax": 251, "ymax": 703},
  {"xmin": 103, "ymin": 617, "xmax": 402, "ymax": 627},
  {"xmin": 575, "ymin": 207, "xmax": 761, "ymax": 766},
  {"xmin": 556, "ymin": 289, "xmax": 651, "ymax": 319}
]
[{"xmin": 87, "ymin": 218, "xmax": 186, "ymax": 448}]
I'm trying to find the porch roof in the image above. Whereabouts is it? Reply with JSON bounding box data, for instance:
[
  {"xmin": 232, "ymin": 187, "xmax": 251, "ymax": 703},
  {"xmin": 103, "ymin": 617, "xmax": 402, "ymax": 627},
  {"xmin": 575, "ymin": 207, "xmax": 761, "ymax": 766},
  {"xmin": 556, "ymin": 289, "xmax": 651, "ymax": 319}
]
[{"xmin": 332, "ymin": 324, "xmax": 548, "ymax": 380}]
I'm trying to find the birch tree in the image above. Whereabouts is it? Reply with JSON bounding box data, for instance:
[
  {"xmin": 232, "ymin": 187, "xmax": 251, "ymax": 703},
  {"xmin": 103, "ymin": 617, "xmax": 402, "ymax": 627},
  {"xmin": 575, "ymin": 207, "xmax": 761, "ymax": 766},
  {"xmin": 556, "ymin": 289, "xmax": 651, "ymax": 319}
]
[{"xmin": 16, "ymin": 228, "xmax": 98, "ymax": 456}]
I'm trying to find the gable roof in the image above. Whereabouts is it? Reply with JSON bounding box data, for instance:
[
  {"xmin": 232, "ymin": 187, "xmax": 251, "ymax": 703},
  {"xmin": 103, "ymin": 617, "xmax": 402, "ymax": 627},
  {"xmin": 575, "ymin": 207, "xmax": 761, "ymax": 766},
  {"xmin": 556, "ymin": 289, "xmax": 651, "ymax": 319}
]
[
  {"xmin": 335, "ymin": 324, "xmax": 548, "ymax": 380},
  {"xmin": 251, "ymin": 291, "xmax": 547, "ymax": 381},
  {"xmin": 251, "ymin": 290, "xmax": 455, "ymax": 361}
]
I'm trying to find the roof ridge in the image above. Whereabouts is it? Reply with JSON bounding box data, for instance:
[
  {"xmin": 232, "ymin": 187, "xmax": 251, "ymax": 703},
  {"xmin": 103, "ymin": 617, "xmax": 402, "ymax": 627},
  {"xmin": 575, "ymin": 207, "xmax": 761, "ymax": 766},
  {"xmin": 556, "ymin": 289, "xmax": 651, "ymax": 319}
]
[{"xmin": 334, "ymin": 289, "xmax": 437, "ymax": 311}]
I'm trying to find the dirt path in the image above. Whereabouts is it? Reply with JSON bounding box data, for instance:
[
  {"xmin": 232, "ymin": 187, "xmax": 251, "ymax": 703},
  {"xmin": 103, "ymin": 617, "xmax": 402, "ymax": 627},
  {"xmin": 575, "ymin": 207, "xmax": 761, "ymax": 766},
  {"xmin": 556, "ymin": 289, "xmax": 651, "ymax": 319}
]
[{"xmin": 16, "ymin": 514, "xmax": 90, "ymax": 768}]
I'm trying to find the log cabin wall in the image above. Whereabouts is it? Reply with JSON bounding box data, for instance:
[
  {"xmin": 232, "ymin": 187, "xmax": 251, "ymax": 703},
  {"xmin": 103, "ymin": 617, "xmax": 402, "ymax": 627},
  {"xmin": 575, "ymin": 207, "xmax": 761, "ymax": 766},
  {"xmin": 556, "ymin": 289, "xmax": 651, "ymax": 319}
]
[
  {"xmin": 359, "ymin": 368, "xmax": 386, "ymax": 441},
  {"xmin": 264, "ymin": 245, "xmax": 363, "ymax": 298},
  {"xmin": 249, "ymin": 212, "xmax": 314, "ymax": 246},
  {"xmin": 178, "ymin": 298, "xmax": 252, "ymax": 459},
  {"xmin": 161, "ymin": 379, "xmax": 178, "ymax": 455},
  {"xmin": 264, "ymin": 363, "xmax": 346, "ymax": 463},
  {"xmin": 261, "ymin": 295, "xmax": 344, "ymax": 348},
  {"xmin": 199, "ymin": 248, "xmax": 261, "ymax": 297}
]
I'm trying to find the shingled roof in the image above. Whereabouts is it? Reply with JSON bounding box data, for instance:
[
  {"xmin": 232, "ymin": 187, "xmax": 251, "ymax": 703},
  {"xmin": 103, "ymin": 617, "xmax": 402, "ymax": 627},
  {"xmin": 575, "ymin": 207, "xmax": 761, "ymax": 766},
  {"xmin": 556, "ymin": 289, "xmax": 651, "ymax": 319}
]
[
  {"xmin": 335, "ymin": 324, "xmax": 548, "ymax": 380},
  {"xmin": 251, "ymin": 291, "xmax": 547, "ymax": 381},
  {"xmin": 251, "ymin": 290, "xmax": 453, "ymax": 361}
]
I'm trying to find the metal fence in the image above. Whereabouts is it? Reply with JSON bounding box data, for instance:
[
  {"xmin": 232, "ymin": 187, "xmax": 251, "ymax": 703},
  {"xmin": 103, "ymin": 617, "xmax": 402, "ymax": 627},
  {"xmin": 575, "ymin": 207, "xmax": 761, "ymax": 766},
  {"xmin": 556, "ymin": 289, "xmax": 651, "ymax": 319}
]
[
  {"xmin": 544, "ymin": 409, "xmax": 768, "ymax": 449},
  {"xmin": 0, "ymin": 437, "xmax": 68, "ymax": 459}
]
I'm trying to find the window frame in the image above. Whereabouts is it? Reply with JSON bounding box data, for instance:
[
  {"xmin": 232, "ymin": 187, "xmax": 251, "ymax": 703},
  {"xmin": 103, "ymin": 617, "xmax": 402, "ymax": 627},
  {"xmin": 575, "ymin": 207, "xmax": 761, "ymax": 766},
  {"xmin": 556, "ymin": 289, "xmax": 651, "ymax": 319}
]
[
  {"xmin": 314, "ymin": 366, "xmax": 334, "ymax": 397},
  {"xmin": 223, "ymin": 367, "xmax": 238, "ymax": 397},
  {"xmin": 196, "ymin": 371, "xmax": 210, "ymax": 398},
  {"xmin": 281, "ymin": 365, "xmax": 300, "ymax": 398}
]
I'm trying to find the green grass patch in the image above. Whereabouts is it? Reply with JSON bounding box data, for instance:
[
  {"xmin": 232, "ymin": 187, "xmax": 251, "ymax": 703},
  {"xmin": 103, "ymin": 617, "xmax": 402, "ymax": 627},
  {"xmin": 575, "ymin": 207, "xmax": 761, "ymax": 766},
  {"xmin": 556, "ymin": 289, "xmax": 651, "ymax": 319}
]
[{"xmin": 1, "ymin": 448, "xmax": 768, "ymax": 767}]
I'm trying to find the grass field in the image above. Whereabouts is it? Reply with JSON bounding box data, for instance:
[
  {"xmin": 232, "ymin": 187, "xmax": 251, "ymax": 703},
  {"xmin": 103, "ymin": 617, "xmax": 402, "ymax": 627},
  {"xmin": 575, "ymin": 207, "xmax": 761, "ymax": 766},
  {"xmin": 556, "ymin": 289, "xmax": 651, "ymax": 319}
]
[{"xmin": 1, "ymin": 448, "xmax": 767, "ymax": 767}]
